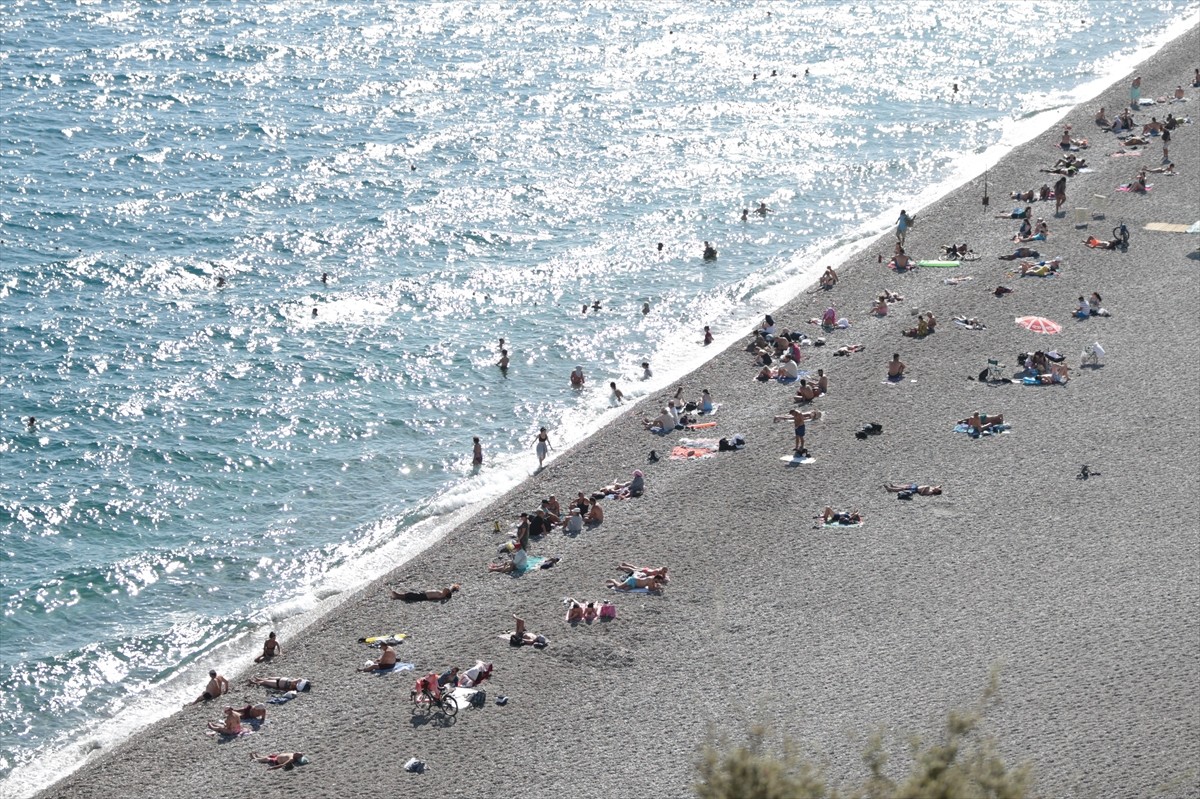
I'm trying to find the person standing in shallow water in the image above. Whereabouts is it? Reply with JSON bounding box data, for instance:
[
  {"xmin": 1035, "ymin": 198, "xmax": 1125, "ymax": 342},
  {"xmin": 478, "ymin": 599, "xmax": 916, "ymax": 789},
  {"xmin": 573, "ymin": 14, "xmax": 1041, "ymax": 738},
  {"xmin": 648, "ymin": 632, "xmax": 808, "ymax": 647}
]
[{"xmin": 472, "ymin": 436, "xmax": 483, "ymax": 466}]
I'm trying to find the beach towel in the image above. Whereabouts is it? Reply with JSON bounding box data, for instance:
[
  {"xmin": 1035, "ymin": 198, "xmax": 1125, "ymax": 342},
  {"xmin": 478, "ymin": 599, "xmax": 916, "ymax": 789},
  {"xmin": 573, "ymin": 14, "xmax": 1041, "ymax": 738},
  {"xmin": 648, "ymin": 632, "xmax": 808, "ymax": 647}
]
[
  {"xmin": 362, "ymin": 661, "xmax": 415, "ymax": 674},
  {"xmin": 1116, "ymin": 183, "xmax": 1153, "ymax": 192},
  {"xmin": 953, "ymin": 423, "xmax": 1011, "ymax": 437},
  {"xmin": 609, "ymin": 586, "xmax": 657, "ymax": 594},
  {"xmin": 670, "ymin": 438, "xmax": 719, "ymax": 460},
  {"xmin": 515, "ymin": 555, "xmax": 547, "ymax": 574},
  {"xmin": 823, "ymin": 519, "xmax": 863, "ymax": 528},
  {"xmin": 916, "ymin": 260, "xmax": 961, "ymax": 268},
  {"xmin": 268, "ymin": 691, "xmax": 299, "ymax": 705},
  {"xmin": 360, "ymin": 634, "xmax": 407, "ymax": 646}
]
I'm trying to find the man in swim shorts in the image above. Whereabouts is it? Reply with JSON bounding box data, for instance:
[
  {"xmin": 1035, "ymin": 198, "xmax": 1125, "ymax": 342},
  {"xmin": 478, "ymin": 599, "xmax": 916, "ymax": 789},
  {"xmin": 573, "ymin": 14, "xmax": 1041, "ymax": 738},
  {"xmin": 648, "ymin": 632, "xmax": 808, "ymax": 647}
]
[
  {"xmin": 191, "ymin": 669, "xmax": 230, "ymax": 704},
  {"xmin": 773, "ymin": 408, "xmax": 820, "ymax": 454}
]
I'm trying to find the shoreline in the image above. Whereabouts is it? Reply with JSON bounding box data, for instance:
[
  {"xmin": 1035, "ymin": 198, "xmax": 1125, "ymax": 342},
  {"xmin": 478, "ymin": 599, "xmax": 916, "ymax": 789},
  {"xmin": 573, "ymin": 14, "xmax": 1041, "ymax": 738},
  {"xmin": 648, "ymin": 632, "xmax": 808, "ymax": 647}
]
[{"xmin": 24, "ymin": 22, "xmax": 1200, "ymax": 799}]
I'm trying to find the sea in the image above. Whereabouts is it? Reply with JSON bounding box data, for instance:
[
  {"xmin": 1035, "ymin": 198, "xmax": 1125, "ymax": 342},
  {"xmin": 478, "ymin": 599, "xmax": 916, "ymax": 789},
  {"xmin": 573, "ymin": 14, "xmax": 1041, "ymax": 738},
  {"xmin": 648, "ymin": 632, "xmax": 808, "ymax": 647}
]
[{"xmin": 1, "ymin": 1, "xmax": 1196, "ymax": 794}]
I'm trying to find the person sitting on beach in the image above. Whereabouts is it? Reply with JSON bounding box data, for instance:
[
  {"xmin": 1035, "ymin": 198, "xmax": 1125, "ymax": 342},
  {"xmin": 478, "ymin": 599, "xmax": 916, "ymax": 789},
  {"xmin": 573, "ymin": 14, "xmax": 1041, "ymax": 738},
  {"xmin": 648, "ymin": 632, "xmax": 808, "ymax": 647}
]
[
  {"xmin": 255, "ymin": 632, "xmax": 282, "ymax": 664},
  {"xmin": 611, "ymin": 470, "xmax": 644, "ymax": 499},
  {"xmin": 1084, "ymin": 235, "xmax": 1120, "ymax": 250},
  {"xmin": 870, "ymin": 295, "xmax": 889, "ymax": 316},
  {"xmin": 1088, "ymin": 292, "xmax": 1111, "ymax": 316},
  {"xmin": 758, "ymin": 314, "xmax": 777, "ymax": 338},
  {"xmin": 1126, "ymin": 170, "xmax": 1148, "ymax": 193},
  {"xmin": 821, "ymin": 305, "xmax": 837, "ymax": 327},
  {"xmin": 1010, "ymin": 189, "xmax": 1035, "ymax": 202},
  {"xmin": 235, "ymin": 704, "xmax": 268, "ymax": 722},
  {"xmin": 1094, "ymin": 106, "xmax": 1110, "ymax": 126},
  {"xmin": 891, "ymin": 249, "xmax": 913, "ymax": 270},
  {"xmin": 564, "ymin": 598, "xmax": 600, "ymax": 623},
  {"xmin": 697, "ymin": 389, "xmax": 714, "ymax": 414},
  {"xmin": 999, "ymin": 247, "xmax": 1039, "ymax": 261},
  {"xmin": 389, "ymin": 583, "xmax": 461, "ymax": 602},
  {"xmin": 819, "ymin": 266, "xmax": 838, "ymax": 289},
  {"xmin": 821, "ymin": 507, "xmax": 862, "ymax": 525},
  {"xmin": 1075, "ymin": 296, "xmax": 1092, "ymax": 319},
  {"xmin": 888, "ymin": 353, "xmax": 906, "ymax": 378},
  {"xmin": 885, "ymin": 483, "xmax": 942, "ymax": 495},
  {"xmin": 1014, "ymin": 217, "xmax": 1033, "ymax": 240},
  {"xmin": 1142, "ymin": 117, "xmax": 1164, "ymax": 135},
  {"xmin": 644, "ymin": 407, "xmax": 676, "ymax": 431},
  {"xmin": 251, "ymin": 752, "xmax": 306, "ymax": 771},
  {"xmin": 562, "ymin": 506, "xmax": 584, "ymax": 534},
  {"xmin": 208, "ymin": 707, "xmax": 242, "ymax": 736},
  {"xmin": 1059, "ymin": 128, "xmax": 1087, "ymax": 149},
  {"xmin": 607, "ymin": 573, "xmax": 666, "ymax": 591},
  {"xmin": 509, "ymin": 614, "xmax": 549, "ymax": 647},
  {"xmin": 998, "ymin": 205, "xmax": 1033, "ymax": 220},
  {"xmin": 191, "ymin": 670, "xmax": 230, "ymax": 705},
  {"xmin": 791, "ymin": 379, "xmax": 818, "ymax": 403},
  {"xmin": 903, "ymin": 314, "xmax": 929, "ymax": 338},
  {"xmin": 358, "ymin": 642, "xmax": 398, "ymax": 672},
  {"xmin": 586, "ymin": 500, "xmax": 604, "ymax": 525},
  {"xmin": 488, "ymin": 545, "xmax": 529, "ymax": 573},
  {"xmin": 250, "ymin": 677, "xmax": 311, "ymax": 692}
]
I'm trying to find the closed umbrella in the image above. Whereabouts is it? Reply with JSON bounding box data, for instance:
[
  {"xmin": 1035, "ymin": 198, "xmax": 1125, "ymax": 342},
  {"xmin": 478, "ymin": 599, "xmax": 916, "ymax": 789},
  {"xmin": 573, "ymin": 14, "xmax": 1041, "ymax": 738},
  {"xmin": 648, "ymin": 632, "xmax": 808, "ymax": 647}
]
[{"xmin": 1014, "ymin": 316, "xmax": 1062, "ymax": 334}]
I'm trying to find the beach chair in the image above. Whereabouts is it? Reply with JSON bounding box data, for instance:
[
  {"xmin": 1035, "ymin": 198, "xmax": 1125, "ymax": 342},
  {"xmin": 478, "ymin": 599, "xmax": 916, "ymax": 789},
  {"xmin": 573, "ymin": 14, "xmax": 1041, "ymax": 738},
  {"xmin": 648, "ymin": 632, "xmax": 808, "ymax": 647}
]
[
  {"xmin": 984, "ymin": 358, "xmax": 1004, "ymax": 381},
  {"xmin": 1081, "ymin": 342, "xmax": 1104, "ymax": 367}
]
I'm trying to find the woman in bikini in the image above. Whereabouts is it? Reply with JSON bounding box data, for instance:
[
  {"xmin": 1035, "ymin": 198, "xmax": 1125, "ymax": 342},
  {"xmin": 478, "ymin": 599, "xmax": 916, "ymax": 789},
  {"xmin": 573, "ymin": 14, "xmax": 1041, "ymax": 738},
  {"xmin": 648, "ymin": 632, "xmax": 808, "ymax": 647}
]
[{"xmin": 250, "ymin": 676, "xmax": 311, "ymax": 692}]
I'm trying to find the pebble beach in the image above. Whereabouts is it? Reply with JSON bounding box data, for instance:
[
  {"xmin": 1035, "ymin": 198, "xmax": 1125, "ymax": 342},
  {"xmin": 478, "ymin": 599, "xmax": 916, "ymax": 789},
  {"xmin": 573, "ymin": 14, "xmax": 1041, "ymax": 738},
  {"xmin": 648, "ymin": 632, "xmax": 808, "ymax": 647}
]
[{"xmin": 32, "ymin": 23, "xmax": 1200, "ymax": 799}]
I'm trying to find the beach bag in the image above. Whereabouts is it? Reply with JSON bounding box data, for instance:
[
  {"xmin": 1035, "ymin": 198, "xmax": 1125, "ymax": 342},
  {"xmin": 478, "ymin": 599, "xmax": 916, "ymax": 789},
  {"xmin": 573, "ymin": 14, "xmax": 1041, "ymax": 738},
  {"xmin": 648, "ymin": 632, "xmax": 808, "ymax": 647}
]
[
  {"xmin": 718, "ymin": 437, "xmax": 735, "ymax": 452},
  {"xmin": 897, "ymin": 491, "xmax": 914, "ymax": 500}
]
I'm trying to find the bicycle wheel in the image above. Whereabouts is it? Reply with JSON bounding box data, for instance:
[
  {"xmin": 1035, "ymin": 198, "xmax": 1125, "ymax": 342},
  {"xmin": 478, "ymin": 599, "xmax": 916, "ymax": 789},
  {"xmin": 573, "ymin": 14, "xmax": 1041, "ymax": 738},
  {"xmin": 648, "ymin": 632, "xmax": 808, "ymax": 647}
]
[
  {"xmin": 410, "ymin": 691, "xmax": 430, "ymax": 715},
  {"xmin": 440, "ymin": 693, "xmax": 458, "ymax": 717}
]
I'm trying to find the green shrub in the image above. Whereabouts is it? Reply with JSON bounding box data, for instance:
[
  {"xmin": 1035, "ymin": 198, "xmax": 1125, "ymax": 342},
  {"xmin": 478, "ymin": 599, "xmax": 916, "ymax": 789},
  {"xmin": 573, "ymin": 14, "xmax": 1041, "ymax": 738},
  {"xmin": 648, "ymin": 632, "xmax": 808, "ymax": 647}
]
[{"xmin": 696, "ymin": 675, "xmax": 1031, "ymax": 799}]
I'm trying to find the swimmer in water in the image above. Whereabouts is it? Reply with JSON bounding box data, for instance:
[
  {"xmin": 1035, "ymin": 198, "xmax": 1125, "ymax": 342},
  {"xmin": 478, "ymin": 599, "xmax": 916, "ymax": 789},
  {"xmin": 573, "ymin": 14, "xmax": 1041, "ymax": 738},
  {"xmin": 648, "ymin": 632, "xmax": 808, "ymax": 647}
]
[
  {"xmin": 656, "ymin": 242, "xmax": 663, "ymax": 252},
  {"xmin": 498, "ymin": 349, "xmax": 510, "ymax": 371},
  {"xmin": 641, "ymin": 361, "xmax": 652, "ymax": 379},
  {"xmin": 216, "ymin": 276, "xmax": 226, "ymax": 288},
  {"xmin": 592, "ymin": 300, "xmax": 602, "ymax": 311},
  {"xmin": 610, "ymin": 382, "xmax": 624, "ymax": 403},
  {"xmin": 321, "ymin": 273, "xmax": 328, "ymax": 284},
  {"xmin": 741, "ymin": 209, "xmax": 749, "ymax": 222},
  {"xmin": 642, "ymin": 302, "xmax": 650, "ymax": 315},
  {"xmin": 312, "ymin": 307, "xmax": 318, "ymax": 317},
  {"xmin": 755, "ymin": 202, "xmax": 770, "ymax": 216},
  {"xmin": 703, "ymin": 242, "xmax": 717, "ymax": 261},
  {"xmin": 27, "ymin": 416, "xmax": 36, "ymax": 429},
  {"xmin": 703, "ymin": 326, "xmax": 713, "ymax": 345}
]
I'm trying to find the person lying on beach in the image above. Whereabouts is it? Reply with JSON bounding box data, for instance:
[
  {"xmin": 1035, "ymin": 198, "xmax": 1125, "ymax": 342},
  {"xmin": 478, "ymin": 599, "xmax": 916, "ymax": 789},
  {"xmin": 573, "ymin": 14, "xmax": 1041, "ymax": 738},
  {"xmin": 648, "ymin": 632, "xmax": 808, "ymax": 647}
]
[
  {"xmin": 208, "ymin": 707, "xmax": 243, "ymax": 736},
  {"xmin": 958, "ymin": 412, "xmax": 1004, "ymax": 433},
  {"xmin": 564, "ymin": 598, "xmax": 600, "ymax": 623},
  {"xmin": 1040, "ymin": 164, "xmax": 1078, "ymax": 176},
  {"xmin": 1018, "ymin": 259, "xmax": 1060, "ymax": 276},
  {"xmin": 1031, "ymin": 363, "xmax": 1070, "ymax": 384},
  {"xmin": 996, "ymin": 205, "xmax": 1032, "ymax": 220},
  {"xmin": 509, "ymin": 614, "xmax": 549, "ymax": 647},
  {"xmin": 819, "ymin": 266, "xmax": 838, "ymax": 288},
  {"xmin": 607, "ymin": 573, "xmax": 666, "ymax": 591},
  {"xmin": 953, "ymin": 316, "xmax": 986, "ymax": 329},
  {"xmin": 999, "ymin": 247, "xmax": 1039, "ymax": 261},
  {"xmin": 833, "ymin": 344, "xmax": 865, "ymax": 356},
  {"xmin": 251, "ymin": 752, "xmax": 306, "ymax": 771},
  {"xmin": 250, "ymin": 677, "xmax": 311, "ymax": 692},
  {"xmin": 605, "ymin": 469, "xmax": 644, "ymax": 499},
  {"xmin": 358, "ymin": 642, "xmax": 398, "ymax": 671},
  {"xmin": 235, "ymin": 704, "xmax": 268, "ymax": 722},
  {"xmin": 885, "ymin": 483, "xmax": 942, "ymax": 495},
  {"xmin": 942, "ymin": 243, "xmax": 977, "ymax": 258},
  {"xmin": 1010, "ymin": 190, "xmax": 1036, "ymax": 202},
  {"xmin": 821, "ymin": 507, "xmax": 862, "ymax": 525},
  {"xmin": 191, "ymin": 669, "xmax": 230, "ymax": 704},
  {"xmin": 1146, "ymin": 162, "xmax": 1176, "ymax": 174},
  {"xmin": 1120, "ymin": 135, "xmax": 1150, "ymax": 147},
  {"xmin": 255, "ymin": 632, "xmax": 281, "ymax": 663},
  {"xmin": 882, "ymin": 289, "xmax": 904, "ymax": 303},
  {"xmin": 617, "ymin": 563, "xmax": 670, "ymax": 582},
  {"xmin": 1084, "ymin": 235, "xmax": 1120, "ymax": 250},
  {"xmin": 888, "ymin": 353, "xmax": 906, "ymax": 378},
  {"xmin": 389, "ymin": 583, "xmax": 461, "ymax": 602},
  {"xmin": 458, "ymin": 661, "xmax": 493, "ymax": 688}
]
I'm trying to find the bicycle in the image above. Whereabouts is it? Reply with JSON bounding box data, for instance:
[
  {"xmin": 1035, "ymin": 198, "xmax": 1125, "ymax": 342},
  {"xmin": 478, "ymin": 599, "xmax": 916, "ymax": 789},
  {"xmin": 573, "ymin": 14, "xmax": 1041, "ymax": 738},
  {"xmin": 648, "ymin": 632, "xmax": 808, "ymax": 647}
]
[{"xmin": 410, "ymin": 684, "xmax": 458, "ymax": 717}]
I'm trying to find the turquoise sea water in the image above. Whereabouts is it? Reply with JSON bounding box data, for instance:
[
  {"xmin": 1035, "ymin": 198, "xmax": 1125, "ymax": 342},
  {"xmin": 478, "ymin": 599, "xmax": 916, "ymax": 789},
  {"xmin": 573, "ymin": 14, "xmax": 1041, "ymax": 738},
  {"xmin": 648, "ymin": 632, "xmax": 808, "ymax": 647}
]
[{"xmin": 1, "ymin": 1, "xmax": 1196, "ymax": 793}]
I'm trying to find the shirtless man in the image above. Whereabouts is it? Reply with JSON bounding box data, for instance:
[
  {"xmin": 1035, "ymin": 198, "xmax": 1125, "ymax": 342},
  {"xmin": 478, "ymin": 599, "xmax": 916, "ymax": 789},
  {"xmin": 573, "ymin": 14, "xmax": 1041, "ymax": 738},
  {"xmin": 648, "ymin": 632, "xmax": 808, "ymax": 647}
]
[
  {"xmin": 885, "ymin": 483, "xmax": 943, "ymax": 495},
  {"xmin": 888, "ymin": 353, "xmax": 906, "ymax": 378},
  {"xmin": 892, "ymin": 248, "xmax": 913, "ymax": 270},
  {"xmin": 358, "ymin": 642, "xmax": 398, "ymax": 672},
  {"xmin": 819, "ymin": 266, "xmax": 838, "ymax": 288},
  {"xmin": 793, "ymin": 380, "xmax": 819, "ymax": 403},
  {"xmin": 191, "ymin": 669, "xmax": 230, "ymax": 704},
  {"xmin": 773, "ymin": 408, "xmax": 821, "ymax": 453},
  {"xmin": 497, "ymin": 349, "xmax": 509, "ymax": 371},
  {"xmin": 235, "ymin": 704, "xmax": 268, "ymax": 722},
  {"xmin": 254, "ymin": 632, "xmax": 281, "ymax": 664},
  {"xmin": 249, "ymin": 676, "xmax": 311, "ymax": 692}
]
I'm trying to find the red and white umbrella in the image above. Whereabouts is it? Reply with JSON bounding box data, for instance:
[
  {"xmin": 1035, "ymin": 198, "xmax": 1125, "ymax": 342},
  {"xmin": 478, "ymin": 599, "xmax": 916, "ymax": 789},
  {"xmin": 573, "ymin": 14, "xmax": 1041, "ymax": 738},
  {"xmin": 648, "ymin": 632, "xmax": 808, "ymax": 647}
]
[{"xmin": 1014, "ymin": 316, "xmax": 1062, "ymax": 334}]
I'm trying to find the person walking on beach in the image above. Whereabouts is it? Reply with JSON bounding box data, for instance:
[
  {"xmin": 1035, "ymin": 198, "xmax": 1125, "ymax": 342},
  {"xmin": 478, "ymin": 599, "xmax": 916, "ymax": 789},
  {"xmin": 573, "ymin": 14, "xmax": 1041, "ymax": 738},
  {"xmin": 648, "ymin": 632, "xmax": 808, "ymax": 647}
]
[
  {"xmin": 1054, "ymin": 175, "xmax": 1067, "ymax": 215},
  {"xmin": 1130, "ymin": 75, "xmax": 1142, "ymax": 106},
  {"xmin": 534, "ymin": 427, "xmax": 552, "ymax": 468},
  {"xmin": 191, "ymin": 669, "xmax": 230, "ymax": 704},
  {"xmin": 773, "ymin": 408, "xmax": 821, "ymax": 454},
  {"xmin": 472, "ymin": 436, "xmax": 483, "ymax": 466},
  {"xmin": 895, "ymin": 210, "xmax": 914, "ymax": 246},
  {"xmin": 254, "ymin": 632, "xmax": 281, "ymax": 663}
]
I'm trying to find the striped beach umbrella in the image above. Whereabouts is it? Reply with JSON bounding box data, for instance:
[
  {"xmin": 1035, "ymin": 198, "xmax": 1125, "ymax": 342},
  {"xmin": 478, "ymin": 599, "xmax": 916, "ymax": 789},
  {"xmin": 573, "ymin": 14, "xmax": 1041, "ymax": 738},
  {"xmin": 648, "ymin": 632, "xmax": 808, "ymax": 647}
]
[{"xmin": 1014, "ymin": 316, "xmax": 1062, "ymax": 334}]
